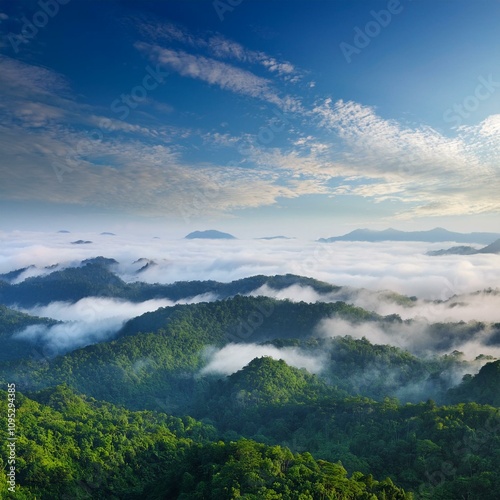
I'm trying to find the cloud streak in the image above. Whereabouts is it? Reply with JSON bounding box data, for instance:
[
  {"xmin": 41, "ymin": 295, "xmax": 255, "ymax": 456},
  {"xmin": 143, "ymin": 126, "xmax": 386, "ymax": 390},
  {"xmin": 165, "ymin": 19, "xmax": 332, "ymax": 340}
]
[
  {"xmin": 135, "ymin": 42, "xmax": 299, "ymax": 111},
  {"xmin": 2, "ymin": 47, "xmax": 500, "ymax": 223},
  {"xmin": 138, "ymin": 21, "xmax": 302, "ymax": 81}
]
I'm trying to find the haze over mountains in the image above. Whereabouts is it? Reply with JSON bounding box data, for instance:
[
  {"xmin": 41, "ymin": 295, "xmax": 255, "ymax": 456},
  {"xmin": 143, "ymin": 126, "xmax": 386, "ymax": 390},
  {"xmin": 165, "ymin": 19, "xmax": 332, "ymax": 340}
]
[
  {"xmin": 1, "ymin": 231, "xmax": 500, "ymax": 498},
  {"xmin": 1, "ymin": 256, "xmax": 500, "ymax": 359},
  {"xmin": 185, "ymin": 230, "xmax": 237, "ymax": 239},
  {"xmin": 3, "ymin": 0, "xmax": 500, "ymax": 494},
  {"xmin": 3, "ymin": 229, "xmax": 500, "ymax": 300},
  {"xmin": 1, "ymin": 256, "xmax": 499, "ymax": 398},
  {"xmin": 428, "ymin": 238, "xmax": 500, "ymax": 256},
  {"xmin": 319, "ymin": 227, "xmax": 500, "ymax": 244}
]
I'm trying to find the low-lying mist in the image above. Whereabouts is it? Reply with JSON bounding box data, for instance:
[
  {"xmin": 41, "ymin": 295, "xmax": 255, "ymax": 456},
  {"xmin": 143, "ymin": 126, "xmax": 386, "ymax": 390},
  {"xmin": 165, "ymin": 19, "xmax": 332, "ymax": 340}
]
[
  {"xmin": 247, "ymin": 284, "xmax": 500, "ymax": 323},
  {"xmin": 200, "ymin": 343, "xmax": 325, "ymax": 376},
  {"xmin": 315, "ymin": 317, "xmax": 500, "ymax": 360},
  {"xmin": 2, "ymin": 230, "xmax": 500, "ymax": 367},
  {"xmin": 14, "ymin": 294, "xmax": 216, "ymax": 355},
  {"xmin": 2, "ymin": 231, "xmax": 500, "ymax": 301}
]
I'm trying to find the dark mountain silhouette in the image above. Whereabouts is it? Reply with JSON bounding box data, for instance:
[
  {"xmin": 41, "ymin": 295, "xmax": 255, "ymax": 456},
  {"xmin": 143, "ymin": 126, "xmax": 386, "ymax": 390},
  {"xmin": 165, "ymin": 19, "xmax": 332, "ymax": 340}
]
[
  {"xmin": 0, "ymin": 266, "xmax": 36, "ymax": 283},
  {"xmin": 0, "ymin": 259, "xmax": 343, "ymax": 307},
  {"xmin": 81, "ymin": 257, "xmax": 118, "ymax": 267},
  {"xmin": 185, "ymin": 230, "xmax": 236, "ymax": 239},
  {"xmin": 447, "ymin": 360, "xmax": 500, "ymax": 406}
]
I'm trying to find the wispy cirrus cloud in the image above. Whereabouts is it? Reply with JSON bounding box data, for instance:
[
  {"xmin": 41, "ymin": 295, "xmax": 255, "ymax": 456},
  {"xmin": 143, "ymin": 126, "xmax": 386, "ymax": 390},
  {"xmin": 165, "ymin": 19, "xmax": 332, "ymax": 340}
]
[
  {"xmin": 138, "ymin": 21, "xmax": 302, "ymax": 81},
  {"xmin": 0, "ymin": 55, "xmax": 70, "ymax": 98},
  {"xmin": 135, "ymin": 42, "xmax": 301, "ymax": 112},
  {"xmin": 2, "ymin": 40, "xmax": 500, "ymax": 224},
  {"xmin": 309, "ymin": 98, "xmax": 500, "ymax": 218},
  {"xmin": 0, "ymin": 56, "xmax": 305, "ymax": 216}
]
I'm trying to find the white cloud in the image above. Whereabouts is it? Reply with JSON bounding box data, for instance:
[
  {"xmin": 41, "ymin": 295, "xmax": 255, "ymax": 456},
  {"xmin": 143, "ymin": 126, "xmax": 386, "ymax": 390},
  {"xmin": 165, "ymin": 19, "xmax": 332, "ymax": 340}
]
[
  {"xmin": 0, "ymin": 55, "xmax": 70, "ymax": 99},
  {"xmin": 2, "ymin": 233, "xmax": 500, "ymax": 361},
  {"xmin": 311, "ymin": 98, "xmax": 500, "ymax": 218},
  {"xmin": 316, "ymin": 317, "xmax": 500, "ymax": 360},
  {"xmin": 2, "ymin": 233, "xmax": 500, "ymax": 302},
  {"xmin": 0, "ymin": 55, "xmax": 312, "ymax": 217},
  {"xmin": 248, "ymin": 284, "xmax": 326, "ymax": 304},
  {"xmin": 200, "ymin": 343, "xmax": 324, "ymax": 376},
  {"xmin": 138, "ymin": 22, "xmax": 301, "ymax": 81},
  {"xmin": 135, "ymin": 43, "xmax": 296, "ymax": 110},
  {"xmin": 2, "ymin": 51, "xmax": 500, "ymax": 223},
  {"xmin": 14, "ymin": 293, "xmax": 215, "ymax": 355}
]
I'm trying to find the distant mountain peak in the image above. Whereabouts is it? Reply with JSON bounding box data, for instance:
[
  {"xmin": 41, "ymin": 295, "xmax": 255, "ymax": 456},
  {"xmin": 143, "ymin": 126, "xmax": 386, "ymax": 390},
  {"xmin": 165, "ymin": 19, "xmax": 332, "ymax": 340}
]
[
  {"xmin": 478, "ymin": 238, "xmax": 500, "ymax": 254},
  {"xmin": 428, "ymin": 237, "xmax": 500, "ymax": 256},
  {"xmin": 132, "ymin": 258, "xmax": 157, "ymax": 273},
  {"xmin": 81, "ymin": 257, "xmax": 119, "ymax": 267},
  {"xmin": 185, "ymin": 230, "xmax": 236, "ymax": 240},
  {"xmin": 319, "ymin": 228, "xmax": 500, "ymax": 244}
]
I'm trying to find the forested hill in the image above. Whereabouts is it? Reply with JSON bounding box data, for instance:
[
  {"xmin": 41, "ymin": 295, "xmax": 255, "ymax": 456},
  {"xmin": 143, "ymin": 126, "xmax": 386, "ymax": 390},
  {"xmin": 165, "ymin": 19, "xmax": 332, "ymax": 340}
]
[
  {"xmin": 446, "ymin": 360, "xmax": 500, "ymax": 406},
  {"xmin": 0, "ymin": 305, "xmax": 58, "ymax": 361},
  {"xmin": 0, "ymin": 261, "xmax": 344, "ymax": 307},
  {"xmin": 0, "ymin": 296, "xmax": 391, "ymax": 409},
  {"xmin": 0, "ymin": 385, "xmax": 413, "ymax": 499},
  {"xmin": 0, "ymin": 295, "xmax": 490, "ymax": 412},
  {"xmin": 1, "ymin": 365, "xmax": 499, "ymax": 499},
  {"xmin": 1, "ymin": 265, "xmax": 499, "ymax": 499},
  {"xmin": 117, "ymin": 295, "xmax": 379, "ymax": 341}
]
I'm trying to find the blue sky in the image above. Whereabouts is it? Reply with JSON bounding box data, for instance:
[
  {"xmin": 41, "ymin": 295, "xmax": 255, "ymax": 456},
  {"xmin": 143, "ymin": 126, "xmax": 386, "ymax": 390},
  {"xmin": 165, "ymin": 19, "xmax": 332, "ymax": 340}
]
[{"xmin": 1, "ymin": 0, "xmax": 499, "ymax": 238}]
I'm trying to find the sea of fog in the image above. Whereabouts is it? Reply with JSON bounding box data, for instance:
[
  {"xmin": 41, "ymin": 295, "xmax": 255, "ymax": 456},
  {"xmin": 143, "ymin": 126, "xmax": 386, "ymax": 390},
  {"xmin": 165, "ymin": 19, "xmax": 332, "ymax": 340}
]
[{"xmin": 2, "ymin": 230, "xmax": 500, "ymax": 362}]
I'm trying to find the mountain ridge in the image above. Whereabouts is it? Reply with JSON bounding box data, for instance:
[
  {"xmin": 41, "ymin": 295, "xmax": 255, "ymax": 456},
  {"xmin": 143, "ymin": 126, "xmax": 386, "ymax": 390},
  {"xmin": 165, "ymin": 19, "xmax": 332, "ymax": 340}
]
[
  {"xmin": 319, "ymin": 227, "xmax": 500, "ymax": 244},
  {"xmin": 428, "ymin": 237, "xmax": 500, "ymax": 256}
]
